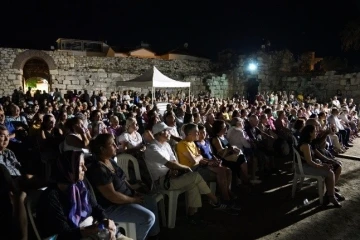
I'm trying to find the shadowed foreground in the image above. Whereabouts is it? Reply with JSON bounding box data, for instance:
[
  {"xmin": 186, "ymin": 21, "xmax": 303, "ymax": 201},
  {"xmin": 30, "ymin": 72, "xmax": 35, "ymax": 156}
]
[{"xmin": 160, "ymin": 139, "xmax": 360, "ymax": 240}]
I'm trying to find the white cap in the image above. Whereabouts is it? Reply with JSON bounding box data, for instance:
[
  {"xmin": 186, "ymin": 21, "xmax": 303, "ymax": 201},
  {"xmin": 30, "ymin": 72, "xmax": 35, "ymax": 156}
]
[{"xmin": 152, "ymin": 122, "xmax": 172, "ymax": 135}]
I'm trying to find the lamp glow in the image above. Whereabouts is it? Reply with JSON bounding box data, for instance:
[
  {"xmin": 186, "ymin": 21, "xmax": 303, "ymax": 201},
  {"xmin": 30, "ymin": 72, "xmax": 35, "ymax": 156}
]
[{"xmin": 248, "ymin": 63, "xmax": 257, "ymax": 71}]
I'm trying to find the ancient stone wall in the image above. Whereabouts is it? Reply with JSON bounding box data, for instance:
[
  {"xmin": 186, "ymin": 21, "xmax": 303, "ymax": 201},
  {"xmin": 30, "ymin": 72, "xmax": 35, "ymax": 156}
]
[
  {"xmin": 0, "ymin": 48, "xmax": 222, "ymax": 97},
  {"xmin": 1, "ymin": 47, "xmax": 360, "ymax": 102},
  {"xmin": 229, "ymin": 50, "xmax": 360, "ymax": 103}
]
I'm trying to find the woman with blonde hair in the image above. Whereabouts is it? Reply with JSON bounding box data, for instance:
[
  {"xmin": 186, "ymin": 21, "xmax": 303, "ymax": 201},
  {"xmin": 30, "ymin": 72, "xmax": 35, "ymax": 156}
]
[{"xmin": 117, "ymin": 117, "xmax": 145, "ymax": 154}]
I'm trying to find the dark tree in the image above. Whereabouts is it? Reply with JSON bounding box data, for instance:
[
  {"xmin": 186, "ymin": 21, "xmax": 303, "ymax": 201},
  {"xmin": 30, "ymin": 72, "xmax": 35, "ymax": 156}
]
[{"xmin": 341, "ymin": 18, "xmax": 360, "ymax": 51}]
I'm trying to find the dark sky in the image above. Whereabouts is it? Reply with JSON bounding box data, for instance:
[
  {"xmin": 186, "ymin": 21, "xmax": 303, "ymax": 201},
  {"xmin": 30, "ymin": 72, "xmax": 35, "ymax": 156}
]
[{"xmin": 1, "ymin": 0, "xmax": 359, "ymax": 59}]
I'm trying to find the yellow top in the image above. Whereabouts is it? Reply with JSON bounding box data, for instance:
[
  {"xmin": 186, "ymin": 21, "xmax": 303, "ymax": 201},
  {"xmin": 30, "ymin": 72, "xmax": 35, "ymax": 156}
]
[{"xmin": 176, "ymin": 140, "xmax": 199, "ymax": 167}]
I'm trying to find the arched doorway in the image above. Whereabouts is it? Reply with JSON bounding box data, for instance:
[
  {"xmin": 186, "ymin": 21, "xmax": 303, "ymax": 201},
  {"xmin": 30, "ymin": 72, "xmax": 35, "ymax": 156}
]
[
  {"xmin": 22, "ymin": 58, "xmax": 51, "ymax": 94},
  {"xmin": 11, "ymin": 50, "xmax": 57, "ymax": 95}
]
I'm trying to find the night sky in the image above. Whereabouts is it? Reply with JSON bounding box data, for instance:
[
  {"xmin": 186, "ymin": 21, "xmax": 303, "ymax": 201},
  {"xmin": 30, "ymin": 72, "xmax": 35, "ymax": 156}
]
[{"xmin": 1, "ymin": 0, "xmax": 359, "ymax": 59}]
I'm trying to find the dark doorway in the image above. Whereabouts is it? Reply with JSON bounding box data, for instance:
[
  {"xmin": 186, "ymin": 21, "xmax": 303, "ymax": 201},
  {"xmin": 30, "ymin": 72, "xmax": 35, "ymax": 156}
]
[{"xmin": 246, "ymin": 78, "xmax": 259, "ymax": 104}]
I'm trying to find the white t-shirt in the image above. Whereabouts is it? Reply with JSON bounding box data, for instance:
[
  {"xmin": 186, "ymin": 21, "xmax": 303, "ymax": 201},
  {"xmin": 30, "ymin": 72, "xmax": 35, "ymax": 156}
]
[
  {"xmin": 117, "ymin": 132, "xmax": 143, "ymax": 149},
  {"xmin": 226, "ymin": 127, "xmax": 249, "ymax": 152},
  {"xmin": 144, "ymin": 140, "xmax": 176, "ymax": 181}
]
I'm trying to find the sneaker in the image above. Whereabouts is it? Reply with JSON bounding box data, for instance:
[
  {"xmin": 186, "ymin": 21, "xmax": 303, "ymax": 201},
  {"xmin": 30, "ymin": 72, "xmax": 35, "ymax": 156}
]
[
  {"xmin": 335, "ymin": 192, "xmax": 345, "ymax": 201},
  {"xmin": 230, "ymin": 202, "xmax": 242, "ymax": 211},
  {"xmin": 212, "ymin": 201, "xmax": 239, "ymax": 215}
]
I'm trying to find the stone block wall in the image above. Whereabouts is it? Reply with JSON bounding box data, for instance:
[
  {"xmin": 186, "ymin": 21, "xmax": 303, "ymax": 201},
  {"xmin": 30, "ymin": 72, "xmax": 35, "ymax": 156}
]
[
  {"xmin": 0, "ymin": 48, "xmax": 217, "ymax": 97},
  {"xmin": 2, "ymin": 47, "xmax": 360, "ymax": 102}
]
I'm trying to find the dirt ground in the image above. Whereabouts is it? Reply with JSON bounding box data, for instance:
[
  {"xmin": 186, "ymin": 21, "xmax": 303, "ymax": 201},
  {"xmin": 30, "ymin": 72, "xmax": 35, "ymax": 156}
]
[{"xmin": 160, "ymin": 138, "xmax": 360, "ymax": 240}]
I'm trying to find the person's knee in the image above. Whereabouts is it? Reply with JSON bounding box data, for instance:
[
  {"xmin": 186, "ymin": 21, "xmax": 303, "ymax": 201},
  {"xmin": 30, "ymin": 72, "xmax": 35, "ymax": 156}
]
[
  {"xmin": 142, "ymin": 210, "xmax": 155, "ymax": 228},
  {"xmin": 326, "ymin": 169, "xmax": 335, "ymax": 179},
  {"xmin": 189, "ymin": 171, "xmax": 201, "ymax": 180}
]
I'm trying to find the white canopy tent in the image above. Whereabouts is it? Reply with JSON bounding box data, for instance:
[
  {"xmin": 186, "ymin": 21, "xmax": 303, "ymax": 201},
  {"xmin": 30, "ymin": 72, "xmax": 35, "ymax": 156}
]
[{"xmin": 116, "ymin": 66, "xmax": 191, "ymax": 104}]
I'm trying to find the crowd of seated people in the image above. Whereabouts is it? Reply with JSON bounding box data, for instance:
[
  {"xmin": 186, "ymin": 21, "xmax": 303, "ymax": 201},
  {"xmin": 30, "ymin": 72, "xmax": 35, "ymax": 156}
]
[{"xmin": 0, "ymin": 88, "xmax": 358, "ymax": 239}]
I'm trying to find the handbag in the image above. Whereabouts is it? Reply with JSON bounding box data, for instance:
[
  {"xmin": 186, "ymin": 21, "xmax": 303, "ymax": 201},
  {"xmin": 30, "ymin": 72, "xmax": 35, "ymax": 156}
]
[
  {"xmin": 222, "ymin": 148, "xmax": 241, "ymax": 162},
  {"xmin": 163, "ymin": 169, "xmax": 187, "ymax": 190}
]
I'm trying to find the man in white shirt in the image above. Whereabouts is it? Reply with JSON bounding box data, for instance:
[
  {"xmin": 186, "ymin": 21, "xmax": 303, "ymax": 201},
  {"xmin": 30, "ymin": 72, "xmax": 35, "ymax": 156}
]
[
  {"xmin": 144, "ymin": 122, "xmax": 234, "ymax": 225},
  {"xmin": 227, "ymin": 118, "xmax": 251, "ymax": 151},
  {"xmin": 327, "ymin": 108, "xmax": 352, "ymax": 147},
  {"xmin": 332, "ymin": 96, "xmax": 341, "ymax": 108}
]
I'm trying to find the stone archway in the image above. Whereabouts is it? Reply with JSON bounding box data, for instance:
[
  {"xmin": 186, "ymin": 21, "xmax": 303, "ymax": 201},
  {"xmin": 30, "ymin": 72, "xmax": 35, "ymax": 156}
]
[
  {"xmin": 23, "ymin": 58, "xmax": 51, "ymax": 93},
  {"xmin": 12, "ymin": 50, "xmax": 56, "ymax": 70},
  {"xmin": 12, "ymin": 50, "xmax": 56, "ymax": 93}
]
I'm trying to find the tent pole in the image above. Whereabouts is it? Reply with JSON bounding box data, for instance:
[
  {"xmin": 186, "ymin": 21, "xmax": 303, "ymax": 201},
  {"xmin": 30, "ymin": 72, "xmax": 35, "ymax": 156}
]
[
  {"xmin": 152, "ymin": 87, "xmax": 155, "ymax": 105},
  {"xmin": 189, "ymin": 87, "xmax": 191, "ymax": 105}
]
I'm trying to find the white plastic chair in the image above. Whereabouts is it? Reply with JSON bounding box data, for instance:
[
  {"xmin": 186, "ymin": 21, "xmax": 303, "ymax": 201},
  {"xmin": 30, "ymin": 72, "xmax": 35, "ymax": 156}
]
[
  {"xmin": 143, "ymin": 152, "xmax": 189, "ymax": 229},
  {"xmin": 116, "ymin": 153, "xmax": 141, "ymax": 181},
  {"xmin": 291, "ymin": 147, "xmax": 325, "ymax": 204},
  {"xmin": 147, "ymin": 170, "xmax": 188, "ymax": 229},
  {"xmin": 291, "ymin": 135, "xmax": 298, "ymax": 170},
  {"xmin": 116, "ymin": 153, "xmax": 167, "ymax": 227},
  {"xmin": 292, "ymin": 135, "xmax": 298, "ymax": 147},
  {"xmin": 117, "ymin": 222, "xmax": 137, "ymax": 239}
]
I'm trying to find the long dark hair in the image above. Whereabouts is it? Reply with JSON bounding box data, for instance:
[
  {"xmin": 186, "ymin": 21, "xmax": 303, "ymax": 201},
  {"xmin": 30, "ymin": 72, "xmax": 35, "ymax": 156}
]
[
  {"xmin": 299, "ymin": 125, "xmax": 315, "ymax": 145},
  {"xmin": 212, "ymin": 120, "xmax": 226, "ymax": 136},
  {"xmin": 89, "ymin": 133, "xmax": 113, "ymax": 157}
]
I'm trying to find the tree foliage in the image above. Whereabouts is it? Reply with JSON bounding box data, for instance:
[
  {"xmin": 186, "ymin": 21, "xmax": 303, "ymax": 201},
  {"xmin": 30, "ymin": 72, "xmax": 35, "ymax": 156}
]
[
  {"xmin": 25, "ymin": 78, "xmax": 39, "ymax": 88},
  {"xmin": 341, "ymin": 18, "xmax": 360, "ymax": 51}
]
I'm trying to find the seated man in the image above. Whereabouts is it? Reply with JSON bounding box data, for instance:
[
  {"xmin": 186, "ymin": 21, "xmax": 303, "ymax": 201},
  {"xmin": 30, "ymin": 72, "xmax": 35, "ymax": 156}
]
[
  {"xmin": 0, "ymin": 125, "xmax": 40, "ymax": 190},
  {"xmin": 144, "ymin": 122, "xmax": 238, "ymax": 224},
  {"xmin": 0, "ymin": 125, "xmax": 22, "ymax": 178},
  {"xmin": 177, "ymin": 123, "xmax": 236, "ymax": 203}
]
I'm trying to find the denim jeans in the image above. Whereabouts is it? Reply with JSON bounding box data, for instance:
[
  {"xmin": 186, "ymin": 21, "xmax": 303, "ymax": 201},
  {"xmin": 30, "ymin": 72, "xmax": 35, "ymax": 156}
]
[{"xmin": 104, "ymin": 195, "xmax": 159, "ymax": 240}]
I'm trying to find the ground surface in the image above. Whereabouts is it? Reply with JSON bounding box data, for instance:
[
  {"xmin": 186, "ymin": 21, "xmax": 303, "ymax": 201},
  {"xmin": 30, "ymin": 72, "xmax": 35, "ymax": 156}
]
[{"xmin": 160, "ymin": 139, "xmax": 360, "ymax": 240}]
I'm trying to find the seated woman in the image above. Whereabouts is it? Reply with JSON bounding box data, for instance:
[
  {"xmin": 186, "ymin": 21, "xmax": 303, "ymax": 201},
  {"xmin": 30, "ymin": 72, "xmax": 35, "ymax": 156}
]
[
  {"xmin": 297, "ymin": 125, "xmax": 343, "ymax": 207},
  {"xmin": 292, "ymin": 119, "xmax": 305, "ymax": 142},
  {"xmin": 117, "ymin": 117, "xmax": 151, "ymax": 185},
  {"xmin": 28, "ymin": 112, "xmax": 44, "ymax": 137},
  {"xmin": 0, "ymin": 165, "xmax": 28, "ymax": 240},
  {"xmin": 117, "ymin": 117, "xmax": 146, "ymax": 154},
  {"xmin": 89, "ymin": 110, "xmax": 108, "ymax": 138},
  {"xmin": 195, "ymin": 124, "xmax": 234, "ymax": 202},
  {"xmin": 86, "ymin": 134, "xmax": 159, "ymax": 240},
  {"xmin": 39, "ymin": 114, "xmax": 63, "ymax": 151},
  {"xmin": 142, "ymin": 114, "xmax": 161, "ymax": 144},
  {"xmin": 107, "ymin": 116, "xmax": 123, "ymax": 139},
  {"xmin": 62, "ymin": 117, "xmax": 91, "ymax": 152},
  {"xmin": 211, "ymin": 120, "xmax": 259, "ymax": 186},
  {"xmin": 36, "ymin": 151, "xmax": 119, "ymax": 240}
]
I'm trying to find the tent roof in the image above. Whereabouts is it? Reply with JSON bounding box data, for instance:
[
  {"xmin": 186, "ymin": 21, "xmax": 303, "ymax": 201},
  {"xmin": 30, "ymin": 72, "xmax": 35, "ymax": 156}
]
[{"xmin": 116, "ymin": 66, "xmax": 190, "ymax": 88}]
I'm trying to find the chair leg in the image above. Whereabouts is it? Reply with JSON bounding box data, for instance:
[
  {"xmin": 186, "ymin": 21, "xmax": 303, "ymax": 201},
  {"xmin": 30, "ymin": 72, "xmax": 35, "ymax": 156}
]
[
  {"xmin": 299, "ymin": 177, "xmax": 305, "ymax": 190},
  {"xmin": 167, "ymin": 192, "xmax": 179, "ymax": 229},
  {"xmin": 158, "ymin": 198, "xmax": 167, "ymax": 227},
  {"xmin": 318, "ymin": 179, "xmax": 324, "ymax": 204},
  {"xmin": 292, "ymin": 175, "xmax": 298, "ymax": 198}
]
